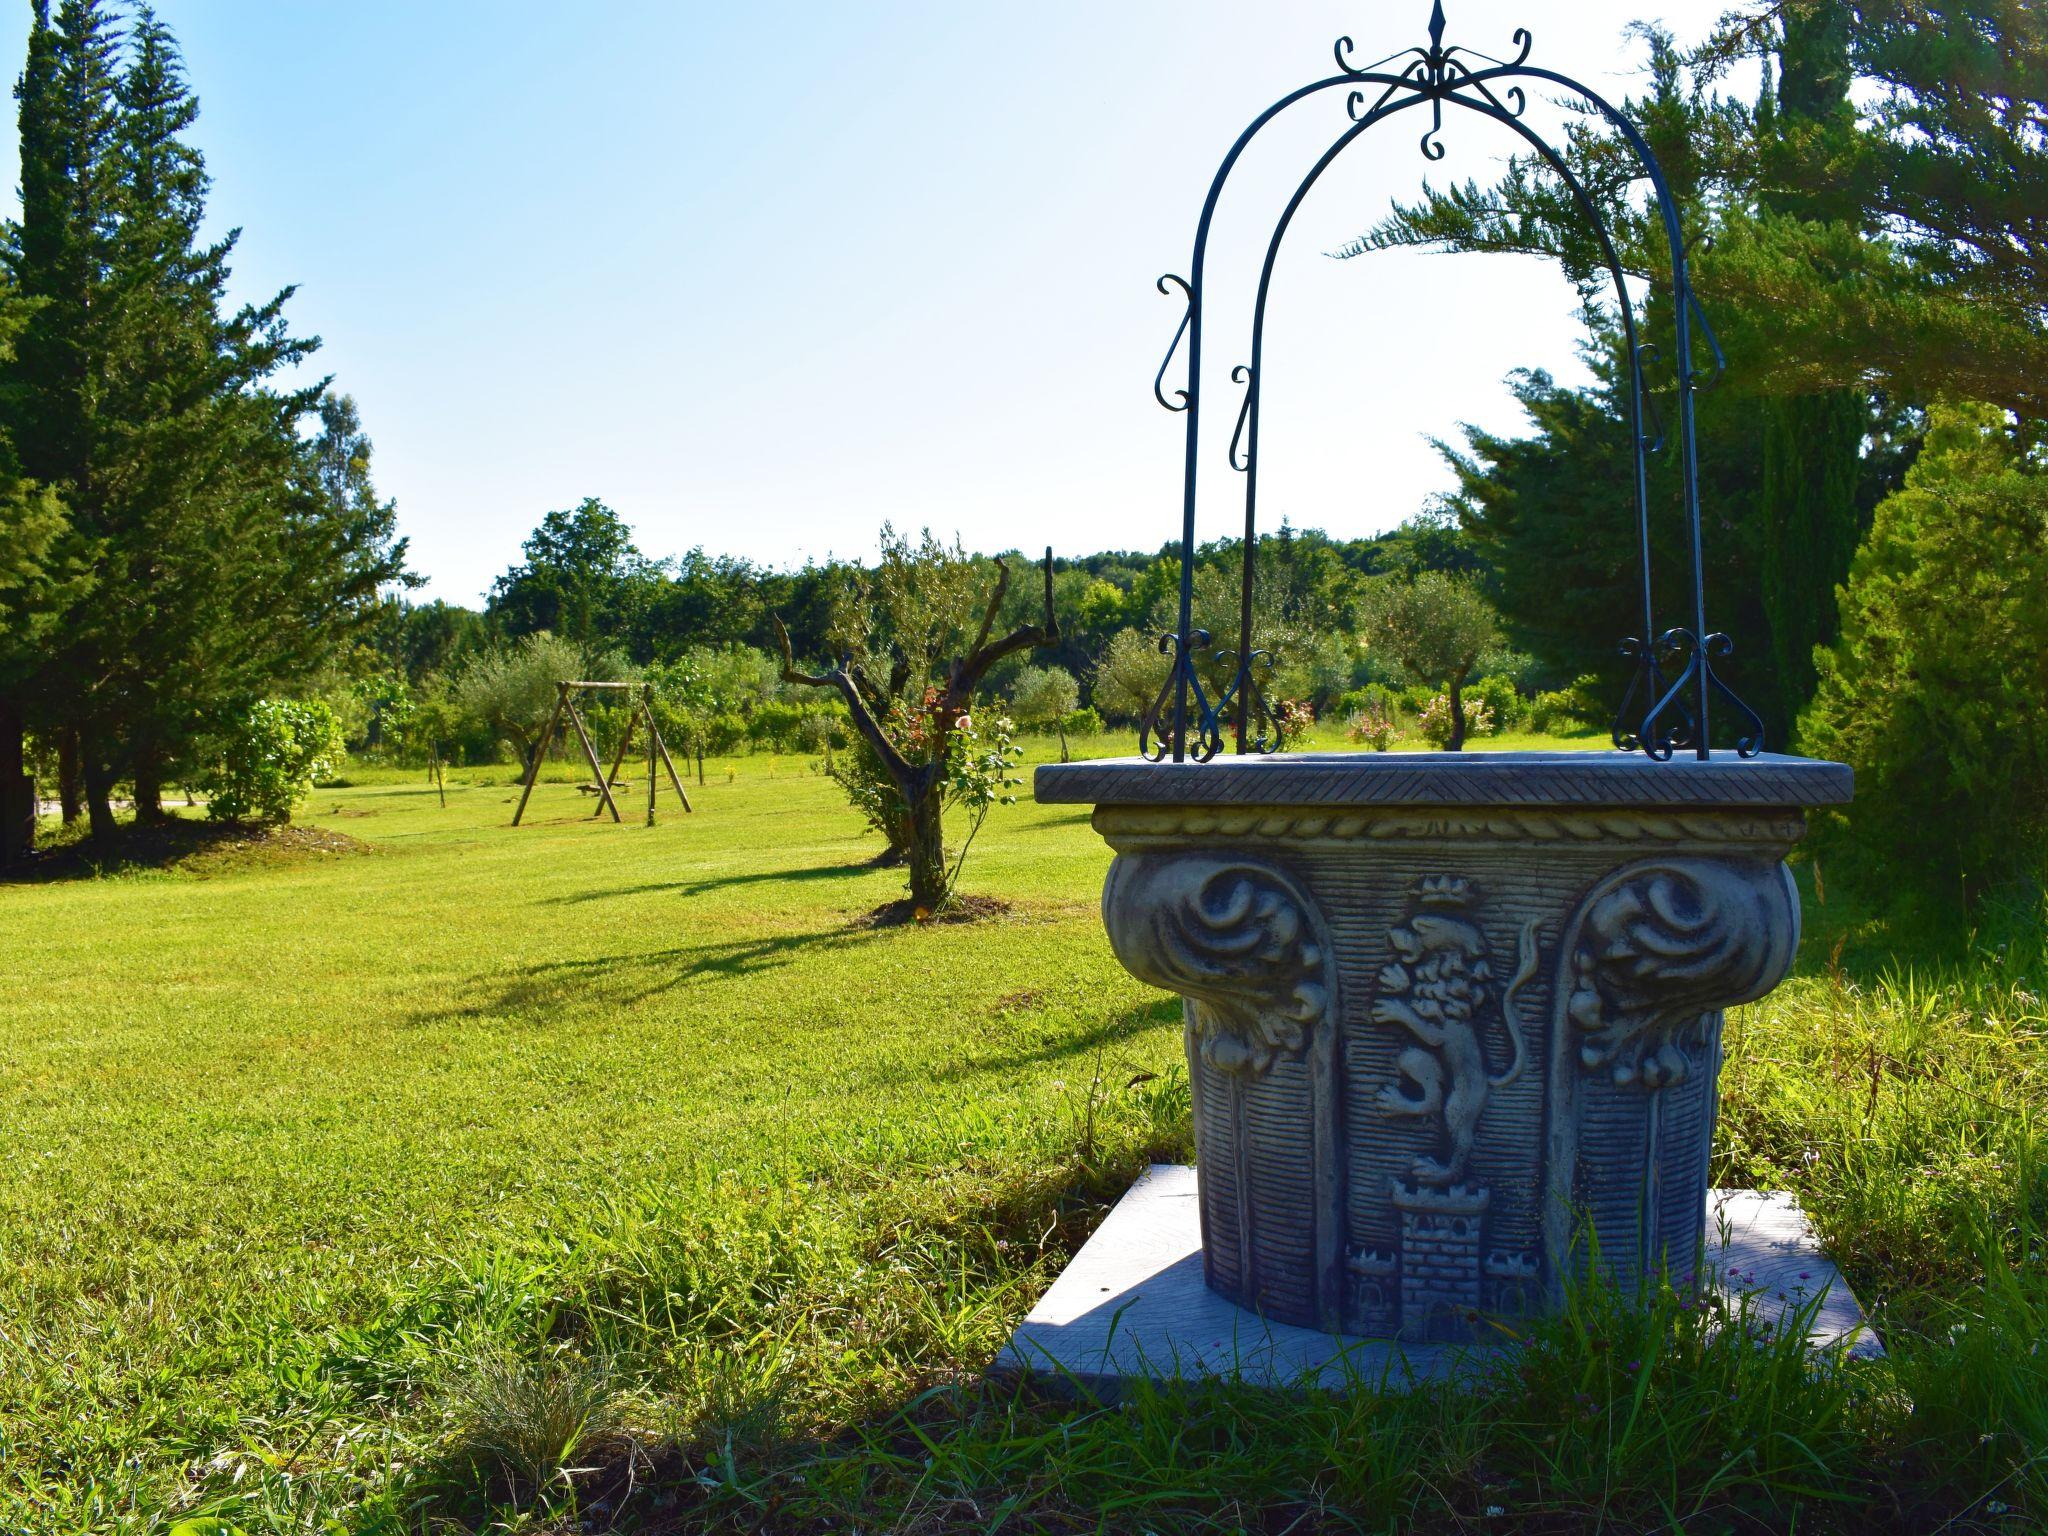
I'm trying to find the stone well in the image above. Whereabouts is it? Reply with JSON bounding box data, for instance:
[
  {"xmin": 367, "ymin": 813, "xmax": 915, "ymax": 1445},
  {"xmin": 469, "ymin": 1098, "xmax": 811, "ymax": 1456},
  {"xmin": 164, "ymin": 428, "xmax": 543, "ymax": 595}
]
[{"xmin": 1036, "ymin": 750, "xmax": 1851, "ymax": 1344}]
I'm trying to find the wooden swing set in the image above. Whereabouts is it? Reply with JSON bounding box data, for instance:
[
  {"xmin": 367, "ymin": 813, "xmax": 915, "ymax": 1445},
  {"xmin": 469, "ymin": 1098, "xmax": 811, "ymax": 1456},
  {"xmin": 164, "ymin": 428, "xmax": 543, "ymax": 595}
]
[{"xmin": 511, "ymin": 680, "xmax": 692, "ymax": 827}]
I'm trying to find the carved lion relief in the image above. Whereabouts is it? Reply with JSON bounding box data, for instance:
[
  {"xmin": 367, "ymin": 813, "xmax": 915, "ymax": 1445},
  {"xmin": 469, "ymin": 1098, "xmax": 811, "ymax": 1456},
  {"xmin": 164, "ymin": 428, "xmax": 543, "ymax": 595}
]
[
  {"xmin": 1101, "ymin": 854, "xmax": 1331, "ymax": 1077},
  {"xmin": 1372, "ymin": 875, "xmax": 1539, "ymax": 1186}
]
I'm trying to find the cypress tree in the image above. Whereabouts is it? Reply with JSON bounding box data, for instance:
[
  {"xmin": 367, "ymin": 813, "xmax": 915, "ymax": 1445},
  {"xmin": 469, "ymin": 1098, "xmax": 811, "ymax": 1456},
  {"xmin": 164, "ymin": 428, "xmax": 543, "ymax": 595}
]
[
  {"xmin": 7, "ymin": 4, "xmax": 408, "ymax": 840},
  {"xmin": 8, "ymin": 0, "xmax": 124, "ymax": 839},
  {"xmin": 1757, "ymin": 0, "xmax": 1873, "ymax": 744}
]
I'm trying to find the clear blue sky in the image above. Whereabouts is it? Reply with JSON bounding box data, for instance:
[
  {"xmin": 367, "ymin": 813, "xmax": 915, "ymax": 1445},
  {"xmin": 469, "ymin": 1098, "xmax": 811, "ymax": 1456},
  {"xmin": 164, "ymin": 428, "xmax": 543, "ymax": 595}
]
[{"xmin": 1, "ymin": 1, "xmax": 1726, "ymax": 605}]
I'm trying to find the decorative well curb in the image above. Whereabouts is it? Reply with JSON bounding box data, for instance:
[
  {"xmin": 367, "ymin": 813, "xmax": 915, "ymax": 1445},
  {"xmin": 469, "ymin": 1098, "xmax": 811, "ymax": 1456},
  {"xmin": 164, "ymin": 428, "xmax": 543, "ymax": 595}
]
[{"xmin": 1037, "ymin": 751, "xmax": 1851, "ymax": 1345}]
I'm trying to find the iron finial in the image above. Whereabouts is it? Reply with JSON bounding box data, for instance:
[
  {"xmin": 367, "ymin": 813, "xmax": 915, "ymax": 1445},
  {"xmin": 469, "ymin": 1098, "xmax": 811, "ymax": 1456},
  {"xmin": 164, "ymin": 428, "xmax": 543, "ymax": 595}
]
[{"xmin": 1428, "ymin": 0, "xmax": 1447, "ymax": 55}]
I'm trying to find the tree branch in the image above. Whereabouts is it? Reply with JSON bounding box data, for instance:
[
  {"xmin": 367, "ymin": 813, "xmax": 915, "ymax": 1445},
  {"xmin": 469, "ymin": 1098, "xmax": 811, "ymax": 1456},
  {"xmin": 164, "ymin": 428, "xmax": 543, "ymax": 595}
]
[
  {"xmin": 946, "ymin": 546, "xmax": 1060, "ymax": 706},
  {"xmin": 772, "ymin": 613, "xmax": 918, "ymax": 785}
]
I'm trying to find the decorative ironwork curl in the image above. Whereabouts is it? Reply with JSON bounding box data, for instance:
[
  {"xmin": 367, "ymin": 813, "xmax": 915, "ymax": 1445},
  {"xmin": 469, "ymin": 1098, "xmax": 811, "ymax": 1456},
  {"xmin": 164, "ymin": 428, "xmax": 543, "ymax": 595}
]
[
  {"xmin": 1612, "ymin": 635, "xmax": 1695, "ymax": 756},
  {"xmin": 1634, "ymin": 344, "xmax": 1667, "ymax": 453},
  {"xmin": 1215, "ymin": 649, "xmax": 1283, "ymax": 754},
  {"xmin": 1228, "ymin": 365, "xmax": 1255, "ymax": 472},
  {"xmin": 1153, "ymin": 274, "xmax": 1193, "ymax": 413},
  {"xmin": 1139, "ymin": 631, "xmax": 1227, "ymax": 763}
]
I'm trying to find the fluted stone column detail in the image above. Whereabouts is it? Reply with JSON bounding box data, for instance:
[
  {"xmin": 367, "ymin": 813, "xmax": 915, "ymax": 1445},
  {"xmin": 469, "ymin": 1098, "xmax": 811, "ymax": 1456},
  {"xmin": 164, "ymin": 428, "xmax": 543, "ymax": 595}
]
[
  {"xmin": 1544, "ymin": 857, "xmax": 1801, "ymax": 1296},
  {"xmin": 1101, "ymin": 854, "xmax": 1342, "ymax": 1328}
]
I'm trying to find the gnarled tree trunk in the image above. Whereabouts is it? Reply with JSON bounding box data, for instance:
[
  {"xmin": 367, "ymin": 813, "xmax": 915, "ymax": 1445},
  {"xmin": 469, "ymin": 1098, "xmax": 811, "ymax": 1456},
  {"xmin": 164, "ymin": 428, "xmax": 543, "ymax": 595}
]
[
  {"xmin": 0, "ymin": 697, "xmax": 31, "ymax": 869},
  {"xmin": 905, "ymin": 780, "xmax": 948, "ymax": 911},
  {"xmin": 58, "ymin": 730, "xmax": 81, "ymax": 825},
  {"xmin": 81, "ymin": 736, "xmax": 119, "ymax": 845}
]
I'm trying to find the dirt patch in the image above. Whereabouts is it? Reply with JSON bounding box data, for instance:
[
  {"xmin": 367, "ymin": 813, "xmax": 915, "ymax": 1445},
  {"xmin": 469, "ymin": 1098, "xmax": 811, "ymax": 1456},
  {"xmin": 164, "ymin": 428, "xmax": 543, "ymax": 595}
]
[
  {"xmin": 994, "ymin": 987, "xmax": 1047, "ymax": 1013},
  {"xmin": 4, "ymin": 819, "xmax": 372, "ymax": 883},
  {"xmin": 853, "ymin": 894, "xmax": 1013, "ymax": 929}
]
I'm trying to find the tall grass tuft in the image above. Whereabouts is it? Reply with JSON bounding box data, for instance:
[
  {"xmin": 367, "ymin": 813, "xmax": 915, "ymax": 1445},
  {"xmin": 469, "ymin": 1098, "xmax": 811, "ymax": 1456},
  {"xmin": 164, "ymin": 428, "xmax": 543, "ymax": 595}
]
[{"xmin": 442, "ymin": 1345, "xmax": 628, "ymax": 1503}]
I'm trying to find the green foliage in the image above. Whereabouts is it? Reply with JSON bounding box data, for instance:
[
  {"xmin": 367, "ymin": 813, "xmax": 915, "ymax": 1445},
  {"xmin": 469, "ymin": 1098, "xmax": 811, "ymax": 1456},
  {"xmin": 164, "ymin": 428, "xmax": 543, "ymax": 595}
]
[
  {"xmin": 1528, "ymin": 674, "xmax": 1606, "ymax": 734},
  {"xmin": 1800, "ymin": 404, "xmax": 2048, "ymax": 910},
  {"xmin": 1058, "ymin": 705, "xmax": 1102, "ymax": 738},
  {"xmin": 450, "ymin": 632, "xmax": 629, "ymax": 765},
  {"xmin": 1338, "ymin": 683, "xmax": 1404, "ymax": 722},
  {"xmin": 702, "ymin": 711, "xmax": 749, "ymax": 757},
  {"xmin": 1006, "ymin": 664, "xmax": 1079, "ymax": 730},
  {"xmin": 1090, "ymin": 627, "xmax": 1168, "ymax": 724},
  {"xmin": 1465, "ymin": 674, "xmax": 1526, "ymax": 735},
  {"xmin": 1416, "ymin": 691, "xmax": 1494, "ymax": 748},
  {"xmin": 1345, "ymin": 700, "xmax": 1399, "ymax": 751},
  {"xmin": 196, "ymin": 698, "xmax": 345, "ymax": 824},
  {"xmin": 487, "ymin": 499, "xmax": 665, "ymax": 654},
  {"xmin": 745, "ymin": 700, "xmax": 806, "ymax": 752}
]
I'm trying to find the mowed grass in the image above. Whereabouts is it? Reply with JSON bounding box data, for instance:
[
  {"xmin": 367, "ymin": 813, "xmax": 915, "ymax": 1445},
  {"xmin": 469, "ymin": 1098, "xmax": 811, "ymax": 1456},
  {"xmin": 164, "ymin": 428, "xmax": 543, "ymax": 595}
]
[{"xmin": 1, "ymin": 732, "xmax": 2044, "ymax": 1534}]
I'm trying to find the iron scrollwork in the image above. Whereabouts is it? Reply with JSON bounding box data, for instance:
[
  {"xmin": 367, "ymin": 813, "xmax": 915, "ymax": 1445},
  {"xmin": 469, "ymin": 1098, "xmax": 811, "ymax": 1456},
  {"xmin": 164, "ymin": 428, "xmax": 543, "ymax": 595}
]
[{"xmin": 1140, "ymin": 2, "xmax": 1765, "ymax": 764}]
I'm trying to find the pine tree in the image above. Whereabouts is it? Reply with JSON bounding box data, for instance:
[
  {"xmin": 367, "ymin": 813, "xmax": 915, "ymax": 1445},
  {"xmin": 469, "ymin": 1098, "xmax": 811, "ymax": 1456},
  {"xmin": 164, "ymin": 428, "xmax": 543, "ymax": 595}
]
[{"xmin": 1756, "ymin": 0, "xmax": 1870, "ymax": 741}]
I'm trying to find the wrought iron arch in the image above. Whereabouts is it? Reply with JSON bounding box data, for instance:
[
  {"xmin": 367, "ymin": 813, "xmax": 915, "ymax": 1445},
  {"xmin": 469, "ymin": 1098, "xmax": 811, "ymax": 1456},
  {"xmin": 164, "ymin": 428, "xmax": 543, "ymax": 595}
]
[{"xmin": 1139, "ymin": 2, "xmax": 1764, "ymax": 764}]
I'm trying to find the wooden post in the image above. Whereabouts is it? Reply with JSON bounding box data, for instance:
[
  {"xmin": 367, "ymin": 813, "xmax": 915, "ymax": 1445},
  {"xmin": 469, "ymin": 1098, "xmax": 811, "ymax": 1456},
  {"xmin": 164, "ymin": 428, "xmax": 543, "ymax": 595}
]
[
  {"xmin": 564, "ymin": 695, "xmax": 621, "ymax": 822},
  {"xmin": 652, "ymin": 709, "xmax": 692, "ymax": 814},
  {"xmin": 645, "ymin": 693, "xmax": 658, "ymax": 826},
  {"xmin": 596, "ymin": 708, "xmax": 637, "ymax": 819},
  {"xmin": 511, "ymin": 684, "xmax": 568, "ymax": 826}
]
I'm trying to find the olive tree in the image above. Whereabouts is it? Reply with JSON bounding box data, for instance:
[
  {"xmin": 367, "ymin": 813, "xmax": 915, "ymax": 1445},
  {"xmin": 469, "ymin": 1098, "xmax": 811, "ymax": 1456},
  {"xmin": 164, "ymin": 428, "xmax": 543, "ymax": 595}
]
[
  {"xmin": 451, "ymin": 631, "xmax": 627, "ymax": 768},
  {"xmin": 1009, "ymin": 664, "xmax": 1080, "ymax": 760},
  {"xmin": 1360, "ymin": 572, "xmax": 1503, "ymax": 751},
  {"xmin": 774, "ymin": 527, "xmax": 1056, "ymax": 913}
]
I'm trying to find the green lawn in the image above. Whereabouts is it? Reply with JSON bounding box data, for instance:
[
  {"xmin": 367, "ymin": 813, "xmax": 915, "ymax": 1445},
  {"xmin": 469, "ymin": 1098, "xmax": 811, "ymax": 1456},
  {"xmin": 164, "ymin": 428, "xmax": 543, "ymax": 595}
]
[{"xmin": 2, "ymin": 733, "xmax": 2043, "ymax": 1534}]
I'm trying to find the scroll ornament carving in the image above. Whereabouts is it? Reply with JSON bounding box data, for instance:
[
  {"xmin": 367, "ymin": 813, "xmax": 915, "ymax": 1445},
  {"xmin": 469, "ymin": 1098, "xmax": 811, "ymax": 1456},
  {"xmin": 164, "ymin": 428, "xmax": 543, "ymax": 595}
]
[
  {"xmin": 1102, "ymin": 854, "xmax": 1330, "ymax": 1077},
  {"xmin": 1567, "ymin": 860, "xmax": 1799, "ymax": 1090}
]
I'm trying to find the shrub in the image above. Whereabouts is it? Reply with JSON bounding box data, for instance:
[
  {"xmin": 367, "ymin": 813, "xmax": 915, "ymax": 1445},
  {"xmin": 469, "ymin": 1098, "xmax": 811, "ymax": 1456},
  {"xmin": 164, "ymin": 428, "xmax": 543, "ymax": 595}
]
[
  {"xmin": 1059, "ymin": 705, "xmax": 1103, "ymax": 739},
  {"xmin": 1346, "ymin": 702, "xmax": 1399, "ymax": 751},
  {"xmin": 1271, "ymin": 698, "xmax": 1316, "ymax": 748},
  {"xmin": 1416, "ymin": 692, "xmax": 1494, "ymax": 748},
  {"xmin": 703, "ymin": 712, "xmax": 749, "ymax": 756},
  {"xmin": 1338, "ymin": 683, "xmax": 1403, "ymax": 722},
  {"xmin": 1398, "ymin": 682, "xmax": 1438, "ymax": 715},
  {"xmin": 1528, "ymin": 673, "xmax": 1607, "ymax": 734},
  {"xmin": 1801, "ymin": 403, "xmax": 2048, "ymax": 913},
  {"xmin": 1466, "ymin": 674, "xmax": 1525, "ymax": 734},
  {"xmin": 747, "ymin": 701, "xmax": 806, "ymax": 751},
  {"xmin": 198, "ymin": 698, "xmax": 346, "ymax": 824}
]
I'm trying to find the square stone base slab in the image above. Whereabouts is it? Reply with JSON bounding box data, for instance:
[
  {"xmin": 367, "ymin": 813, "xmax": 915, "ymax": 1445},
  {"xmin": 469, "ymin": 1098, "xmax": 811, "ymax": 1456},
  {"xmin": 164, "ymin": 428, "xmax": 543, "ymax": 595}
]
[{"xmin": 994, "ymin": 1165, "xmax": 1880, "ymax": 1394}]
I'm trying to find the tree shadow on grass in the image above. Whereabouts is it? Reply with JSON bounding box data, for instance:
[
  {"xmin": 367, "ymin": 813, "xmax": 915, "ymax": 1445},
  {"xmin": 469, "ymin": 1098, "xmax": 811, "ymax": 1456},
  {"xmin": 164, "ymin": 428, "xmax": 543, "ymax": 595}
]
[
  {"xmin": 425, "ymin": 923, "xmax": 888, "ymax": 1020},
  {"xmin": 3, "ymin": 818, "xmax": 368, "ymax": 883},
  {"xmin": 541, "ymin": 861, "xmax": 875, "ymax": 905},
  {"xmin": 921, "ymin": 998, "xmax": 1183, "ymax": 1088},
  {"xmin": 1019, "ymin": 808, "xmax": 1095, "ymax": 831}
]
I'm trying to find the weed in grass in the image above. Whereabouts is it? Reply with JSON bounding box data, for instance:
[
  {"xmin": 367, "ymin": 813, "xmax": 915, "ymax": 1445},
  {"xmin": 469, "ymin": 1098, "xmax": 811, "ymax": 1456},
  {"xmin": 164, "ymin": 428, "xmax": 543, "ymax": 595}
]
[{"xmin": 442, "ymin": 1346, "xmax": 631, "ymax": 1505}]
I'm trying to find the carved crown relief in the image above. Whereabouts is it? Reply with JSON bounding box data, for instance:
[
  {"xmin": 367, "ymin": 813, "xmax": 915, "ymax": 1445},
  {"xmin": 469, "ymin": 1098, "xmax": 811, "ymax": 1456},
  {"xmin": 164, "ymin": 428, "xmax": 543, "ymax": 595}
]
[
  {"xmin": 1372, "ymin": 876, "xmax": 1538, "ymax": 1187},
  {"xmin": 1566, "ymin": 859, "xmax": 1799, "ymax": 1090},
  {"xmin": 1101, "ymin": 854, "xmax": 1331, "ymax": 1077}
]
